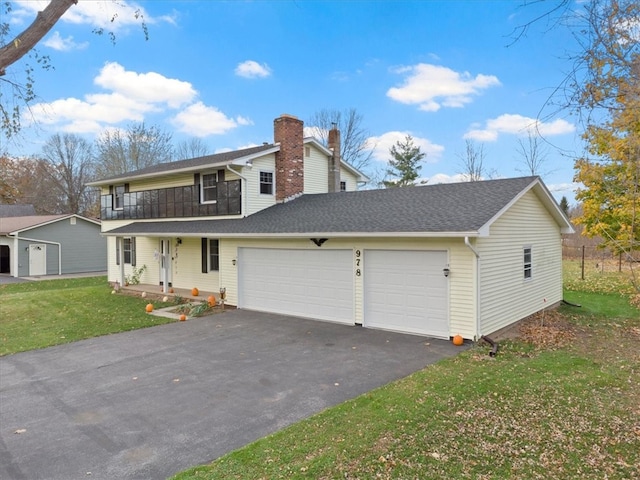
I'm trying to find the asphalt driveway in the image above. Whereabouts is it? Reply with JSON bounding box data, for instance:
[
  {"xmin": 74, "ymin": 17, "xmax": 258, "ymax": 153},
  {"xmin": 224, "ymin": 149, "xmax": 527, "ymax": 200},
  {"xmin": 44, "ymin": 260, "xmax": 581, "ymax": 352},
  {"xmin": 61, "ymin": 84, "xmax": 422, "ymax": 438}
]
[{"xmin": 0, "ymin": 310, "xmax": 466, "ymax": 479}]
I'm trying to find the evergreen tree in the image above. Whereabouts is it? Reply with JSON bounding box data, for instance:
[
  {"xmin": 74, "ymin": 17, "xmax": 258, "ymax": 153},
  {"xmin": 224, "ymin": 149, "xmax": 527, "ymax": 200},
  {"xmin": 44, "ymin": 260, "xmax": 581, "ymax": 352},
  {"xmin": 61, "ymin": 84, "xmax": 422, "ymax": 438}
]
[{"xmin": 381, "ymin": 135, "xmax": 425, "ymax": 188}]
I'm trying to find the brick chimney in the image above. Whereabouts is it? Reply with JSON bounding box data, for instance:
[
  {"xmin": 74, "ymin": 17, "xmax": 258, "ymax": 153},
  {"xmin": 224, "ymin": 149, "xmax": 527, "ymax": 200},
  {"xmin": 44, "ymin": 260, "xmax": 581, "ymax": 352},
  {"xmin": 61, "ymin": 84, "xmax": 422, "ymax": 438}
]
[
  {"xmin": 327, "ymin": 123, "xmax": 341, "ymax": 193},
  {"xmin": 274, "ymin": 114, "xmax": 304, "ymax": 202}
]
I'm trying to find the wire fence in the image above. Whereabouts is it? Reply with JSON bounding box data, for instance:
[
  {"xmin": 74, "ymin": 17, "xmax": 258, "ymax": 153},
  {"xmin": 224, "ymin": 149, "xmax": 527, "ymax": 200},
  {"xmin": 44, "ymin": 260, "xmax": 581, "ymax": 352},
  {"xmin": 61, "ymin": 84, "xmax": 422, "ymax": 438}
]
[{"xmin": 563, "ymin": 244, "xmax": 632, "ymax": 277}]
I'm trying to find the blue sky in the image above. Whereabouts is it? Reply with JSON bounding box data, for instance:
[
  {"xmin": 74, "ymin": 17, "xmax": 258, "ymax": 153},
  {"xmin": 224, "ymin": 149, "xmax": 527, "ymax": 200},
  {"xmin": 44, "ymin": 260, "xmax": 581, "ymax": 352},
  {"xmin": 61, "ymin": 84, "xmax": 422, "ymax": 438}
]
[{"xmin": 7, "ymin": 0, "xmax": 584, "ymax": 202}]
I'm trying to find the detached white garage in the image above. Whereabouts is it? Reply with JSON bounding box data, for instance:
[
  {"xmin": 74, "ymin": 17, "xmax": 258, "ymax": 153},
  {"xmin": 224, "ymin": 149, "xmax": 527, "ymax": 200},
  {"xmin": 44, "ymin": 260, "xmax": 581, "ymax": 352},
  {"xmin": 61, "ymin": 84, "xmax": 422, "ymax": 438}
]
[
  {"xmin": 364, "ymin": 250, "xmax": 449, "ymax": 338},
  {"xmin": 238, "ymin": 248, "xmax": 354, "ymax": 324}
]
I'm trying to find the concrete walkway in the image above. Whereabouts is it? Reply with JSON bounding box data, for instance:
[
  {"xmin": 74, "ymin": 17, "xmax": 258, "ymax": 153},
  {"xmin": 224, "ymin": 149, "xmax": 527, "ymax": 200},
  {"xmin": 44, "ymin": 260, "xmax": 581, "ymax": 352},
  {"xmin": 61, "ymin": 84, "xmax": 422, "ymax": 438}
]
[{"xmin": 0, "ymin": 310, "xmax": 466, "ymax": 479}]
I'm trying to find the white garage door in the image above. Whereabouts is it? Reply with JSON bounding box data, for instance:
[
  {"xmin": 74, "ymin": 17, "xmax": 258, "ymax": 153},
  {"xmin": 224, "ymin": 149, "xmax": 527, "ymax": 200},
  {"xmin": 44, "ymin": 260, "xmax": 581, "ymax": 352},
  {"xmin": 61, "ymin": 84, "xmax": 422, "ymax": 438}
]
[
  {"xmin": 364, "ymin": 250, "xmax": 448, "ymax": 338},
  {"xmin": 238, "ymin": 248, "xmax": 354, "ymax": 324}
]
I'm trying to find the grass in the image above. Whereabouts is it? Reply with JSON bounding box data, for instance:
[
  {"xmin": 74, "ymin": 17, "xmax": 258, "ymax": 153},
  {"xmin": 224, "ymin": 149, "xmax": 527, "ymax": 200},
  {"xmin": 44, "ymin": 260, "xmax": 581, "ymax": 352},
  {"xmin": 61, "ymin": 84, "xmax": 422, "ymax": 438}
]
[
  {"xmin": 0, "ymin": 276, "xmax": 176, "ymax": 356},
  {"xmin": 170, "ymin": 267, "xmax": 639, "ymax": 480},
  {"xmin": 2, "ymin": 267, "xmax": 638, "ymax": 479}
]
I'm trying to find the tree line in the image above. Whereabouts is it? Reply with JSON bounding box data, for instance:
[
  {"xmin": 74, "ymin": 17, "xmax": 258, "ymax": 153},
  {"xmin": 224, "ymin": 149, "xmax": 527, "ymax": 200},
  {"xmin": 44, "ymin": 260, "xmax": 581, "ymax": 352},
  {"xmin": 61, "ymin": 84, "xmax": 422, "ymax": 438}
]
[{"xmin": 0, "ymin": 123, "xmax": 208, "ymax": 217}]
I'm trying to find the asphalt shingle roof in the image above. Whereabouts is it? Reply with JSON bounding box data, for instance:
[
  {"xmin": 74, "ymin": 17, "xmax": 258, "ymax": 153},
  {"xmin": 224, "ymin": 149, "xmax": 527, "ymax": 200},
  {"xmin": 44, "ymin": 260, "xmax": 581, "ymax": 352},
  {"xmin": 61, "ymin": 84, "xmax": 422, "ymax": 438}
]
[
  {"xmin": 0, "ymin": 215, "xmax": 68, "ymax": 235},
  {"xmin": 91, "ymin": 144, "xmax": 277, "ymax": 184},
  {"xmin": 107, "ymin": 177, "xmax": 544, "ymax": 237}
]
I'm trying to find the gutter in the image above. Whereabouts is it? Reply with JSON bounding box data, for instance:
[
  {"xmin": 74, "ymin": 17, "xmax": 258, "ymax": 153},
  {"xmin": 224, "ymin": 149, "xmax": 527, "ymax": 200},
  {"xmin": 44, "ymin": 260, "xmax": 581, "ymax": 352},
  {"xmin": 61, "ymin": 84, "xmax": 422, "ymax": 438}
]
[
  {"xmin": 464, "ymin": 236, "xmax": 481, "ymax": 340},
  {"xmin": 10, "ymin": 234, "xmax": 62, "ymax": 276}
]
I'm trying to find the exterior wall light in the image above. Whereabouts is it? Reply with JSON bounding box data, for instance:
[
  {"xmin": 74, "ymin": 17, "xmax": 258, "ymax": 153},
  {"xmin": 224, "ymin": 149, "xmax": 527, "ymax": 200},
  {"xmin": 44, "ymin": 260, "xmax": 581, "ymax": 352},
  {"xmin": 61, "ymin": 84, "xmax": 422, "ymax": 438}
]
[{"xmin": 443, "ymin": 268, "xmax": 450, "ymax": 278}]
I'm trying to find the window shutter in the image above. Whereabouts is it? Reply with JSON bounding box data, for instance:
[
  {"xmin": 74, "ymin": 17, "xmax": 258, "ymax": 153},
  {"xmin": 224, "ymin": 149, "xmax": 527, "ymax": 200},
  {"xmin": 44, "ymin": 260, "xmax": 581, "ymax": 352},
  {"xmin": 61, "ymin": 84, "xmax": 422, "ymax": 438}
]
[
  {"xmin": 124, "ymin": 183, "xmax": 130, "ymax": 192},
  {"xmin": 131, "ymin": 237, "xmax": 137, "ymax": 266},
  {"xmin": 194, "ymin": 174, "xmax": 201, "ymax": 202},
  {"xmin": 217, "ymin": 169, "xmax": 225, "ymax": 182},
  {"xmin": 201, "ymin": 238, "xmax": 208, "ymax": 273},
  {"xmin": 115, "ymin": 237, "xmax": 120, "ymax": 265}
]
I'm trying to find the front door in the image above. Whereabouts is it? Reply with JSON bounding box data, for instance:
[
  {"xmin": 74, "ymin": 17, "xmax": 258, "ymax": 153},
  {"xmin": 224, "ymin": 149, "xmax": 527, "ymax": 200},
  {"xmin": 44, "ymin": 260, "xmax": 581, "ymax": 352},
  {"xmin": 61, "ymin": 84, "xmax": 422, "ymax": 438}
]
[
  {"xmin": 28, "ymin": 244, "xmax": 47, "ymax": 276},
  {"xmin": 159, "ymin": 239, "xmax": 172, "ymax": 290}
]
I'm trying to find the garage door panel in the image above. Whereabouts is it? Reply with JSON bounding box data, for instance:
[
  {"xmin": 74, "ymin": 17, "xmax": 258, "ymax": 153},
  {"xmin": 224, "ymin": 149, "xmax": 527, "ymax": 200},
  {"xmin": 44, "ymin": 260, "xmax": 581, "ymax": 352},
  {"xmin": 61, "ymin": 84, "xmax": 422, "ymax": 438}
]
[
  {"xmin": 239, "ymin": 248, "xmax": 354, "ymax": 324},
  {"xmin": 364, "ymin": 250, "xmax": 449, "ymax": 338}
]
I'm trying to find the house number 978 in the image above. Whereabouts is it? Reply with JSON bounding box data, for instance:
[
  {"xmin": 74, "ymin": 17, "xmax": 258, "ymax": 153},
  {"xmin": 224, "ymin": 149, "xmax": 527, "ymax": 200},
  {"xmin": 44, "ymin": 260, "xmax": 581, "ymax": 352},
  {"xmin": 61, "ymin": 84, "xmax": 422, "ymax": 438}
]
[{"xmin": 355, "ymin": 250, "xmax": 361, "ymax": 276}]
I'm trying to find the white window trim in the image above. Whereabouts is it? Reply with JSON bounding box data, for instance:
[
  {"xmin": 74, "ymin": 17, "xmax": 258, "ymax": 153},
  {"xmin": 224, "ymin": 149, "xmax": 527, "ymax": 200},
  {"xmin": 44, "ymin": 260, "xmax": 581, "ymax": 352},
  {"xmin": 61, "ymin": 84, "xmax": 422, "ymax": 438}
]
[
  {"xmin": 259, "ymin": 170, "xmax": 275, "ymax": 196},
  {"xmin": 523, "ymin": 246, "xmax": 533, "ymax": 281},
  {"xmin": 200, "ymin": 172, "xmax": 218, "ymax": 205}
]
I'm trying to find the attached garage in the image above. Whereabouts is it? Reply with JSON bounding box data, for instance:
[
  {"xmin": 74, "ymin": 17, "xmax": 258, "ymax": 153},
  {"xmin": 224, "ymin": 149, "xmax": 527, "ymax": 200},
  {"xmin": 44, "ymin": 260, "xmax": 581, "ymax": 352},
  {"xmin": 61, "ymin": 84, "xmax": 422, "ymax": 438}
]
[
  {"xmin": 364, "ymin": 250, "xmax": 449, "ymax": 338},
  {"xmin": 238, "ymin": 248, "xmax": 354, "ymax": 324}
]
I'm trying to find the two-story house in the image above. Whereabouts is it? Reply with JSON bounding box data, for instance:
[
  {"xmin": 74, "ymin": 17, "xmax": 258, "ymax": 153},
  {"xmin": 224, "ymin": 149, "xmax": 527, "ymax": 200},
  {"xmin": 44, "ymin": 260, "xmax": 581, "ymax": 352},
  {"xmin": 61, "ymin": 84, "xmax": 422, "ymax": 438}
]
[{"xmin": 90, "ymin": 114, "xmax": 573, "ymax": 340}]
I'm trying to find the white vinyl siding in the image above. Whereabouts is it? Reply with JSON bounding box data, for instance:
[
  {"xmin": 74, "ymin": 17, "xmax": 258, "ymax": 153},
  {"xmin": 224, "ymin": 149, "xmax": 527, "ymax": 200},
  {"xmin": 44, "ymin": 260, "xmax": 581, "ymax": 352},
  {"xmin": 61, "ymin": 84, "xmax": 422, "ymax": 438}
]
[
  {"xmin": 477, "ymin": 190, "xmax": 563, "ymax": 336},
  {"xmin": 242, "ymin": 154, "xmax": 277, "ymax": 215},
  {"xmin": 303, "ymin": 145, "xmax": 330, "ymax": 194},
  {"xmin": 339, "ymin": 167, "xmax": 359, "ymax": 191}
]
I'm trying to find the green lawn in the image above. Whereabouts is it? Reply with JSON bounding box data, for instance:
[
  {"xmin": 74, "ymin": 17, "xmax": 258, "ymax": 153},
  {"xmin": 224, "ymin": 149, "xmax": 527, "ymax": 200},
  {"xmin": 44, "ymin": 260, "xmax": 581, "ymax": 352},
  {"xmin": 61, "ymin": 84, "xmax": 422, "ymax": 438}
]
[
  {"xmin": 1, "ymin": 269, "xmax": 638, "ymax": 479},
  {"xmin": 0, "ymin": 276, "xmax": 176, "ymax": 356}
]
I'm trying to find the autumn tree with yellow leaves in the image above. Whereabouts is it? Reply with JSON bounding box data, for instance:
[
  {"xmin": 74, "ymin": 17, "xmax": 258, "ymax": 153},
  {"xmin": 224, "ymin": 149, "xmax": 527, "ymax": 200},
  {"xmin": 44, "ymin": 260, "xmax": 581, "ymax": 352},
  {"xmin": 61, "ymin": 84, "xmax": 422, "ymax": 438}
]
[{"xmin": 558, "ymin": 0, "xmax": 640, "ymax": 289}]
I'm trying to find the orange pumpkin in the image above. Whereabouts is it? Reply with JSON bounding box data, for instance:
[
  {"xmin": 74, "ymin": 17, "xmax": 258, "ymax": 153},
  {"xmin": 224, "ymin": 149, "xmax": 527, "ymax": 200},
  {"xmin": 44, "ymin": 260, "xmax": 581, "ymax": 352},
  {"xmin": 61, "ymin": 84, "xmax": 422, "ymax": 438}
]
[
  {"xmin": 207, "ymin": 295, "xmax": 216, "ymax": 307},
  {"xmin": 179, "ymin": 314, "xmax": 187, "ymax": 322},
  {"xmin": 452, "ymin": 334, "xmax": 464, "ymax": 346},
  {"xmin": 191, "ymin": 287, "xmax": 199, "ymax": 296},
  {"xmin": 145, "ymin": 303, "xmax": 154, "ymax": 313},
  {"xmin": 169, "ymin": 288, "xmax": 175, "ymax": 294}
]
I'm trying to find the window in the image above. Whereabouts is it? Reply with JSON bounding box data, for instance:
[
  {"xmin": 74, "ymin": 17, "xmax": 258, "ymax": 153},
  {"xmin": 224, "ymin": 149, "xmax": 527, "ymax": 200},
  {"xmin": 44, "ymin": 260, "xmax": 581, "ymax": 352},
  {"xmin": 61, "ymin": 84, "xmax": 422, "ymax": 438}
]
[
  {"xmin": 114, "ymin": 184, "xmax": 126, "ymax": 210},
  {"xmin": 523, "ymin": 247, "xmax": 532, "ymax": 279},
  {"xmin": 340, "ymin": 181, "xmax": 347, "ymax": 192},
  {"xmin": 260, "ymin": 171, "xmax": 274, "ymax": 195},
  {"xmin": 209, "ymin": 239, "xmax": 219, "ymax": 271},
  {"xmin": 201, "ymin": 173, "xmax": 217, "ymax": 203},
  {"xmin": 116, "ymin": 237, "xmax": 136, "ymax": 265},
  {"xmin": 201, "ymin": 238, "xmax": 219, "ymax": 272}
]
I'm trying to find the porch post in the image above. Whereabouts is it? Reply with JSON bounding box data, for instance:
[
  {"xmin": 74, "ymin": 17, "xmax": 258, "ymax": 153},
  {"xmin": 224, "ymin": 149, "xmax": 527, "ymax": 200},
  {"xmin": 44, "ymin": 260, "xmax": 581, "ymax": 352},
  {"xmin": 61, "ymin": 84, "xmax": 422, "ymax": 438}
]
[{"xmin": 118, "ymin": 237, "xmax": 125, "ymax": 286}]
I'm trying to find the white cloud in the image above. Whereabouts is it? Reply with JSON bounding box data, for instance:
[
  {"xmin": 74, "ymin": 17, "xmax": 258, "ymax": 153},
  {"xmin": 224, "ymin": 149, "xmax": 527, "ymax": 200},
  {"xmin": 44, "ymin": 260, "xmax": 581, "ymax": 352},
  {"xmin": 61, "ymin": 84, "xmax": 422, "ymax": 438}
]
[
  {"xmin": 172, "ymin": 102, "xmax": 246, "ymax": 137},
  {"xmin": 29, "ymin": 63, "xmax": 245, "ymax": 137},
  {"xmin": 365, "ymin": 131, "xmax": 444, "ymax": 162},
  {"xmin": 42, "ymin": 31, "xmax": 88, "ymax": 51},
  {"xmin": 387, "ymin": 63, "xmax": 500, "ymax": 111},
  {"xmin": 464, "ymin": 114, "xmax": 575, "ymax": 141},
  {"xmin": 427, "ymin": 173, "xmax": 473, "ymax": 185},
  {"xmin": 95, "ymin": 62, "xmax": 196, "ymax": 108},
  {"xmin": 235, "ymin": 60, "xmax": 272, "ymax": 79}
]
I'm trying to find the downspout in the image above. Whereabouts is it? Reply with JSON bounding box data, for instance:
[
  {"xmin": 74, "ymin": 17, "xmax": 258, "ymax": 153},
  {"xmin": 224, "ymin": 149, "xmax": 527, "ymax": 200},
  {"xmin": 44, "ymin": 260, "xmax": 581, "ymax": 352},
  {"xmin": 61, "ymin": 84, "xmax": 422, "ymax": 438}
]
[
  {"xmin": 227, "ymin": 165, "xmax": 249, "ymax": 217},
  {"xmin": 10, "ymin": 234, "xmax": 62, "ymax": 275},
  {"xmin": 464, "ymin": 236, "xmax": 481, "ymax": 340}
]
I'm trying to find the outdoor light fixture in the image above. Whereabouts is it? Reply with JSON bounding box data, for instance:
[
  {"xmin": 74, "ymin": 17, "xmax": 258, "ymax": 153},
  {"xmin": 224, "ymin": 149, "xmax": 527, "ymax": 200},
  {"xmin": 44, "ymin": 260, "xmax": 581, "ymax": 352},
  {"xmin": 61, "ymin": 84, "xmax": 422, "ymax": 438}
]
[
  {"xmin": 443, "ymin": 268, "xmax": 450, "ymax": 278},
  {"xmin": 232, "ymin": 259, "xmax": 236, "ymax": 266},
  {"xmin": 176, "ymin": 238, "xmax": 182, "ymax": 245}
]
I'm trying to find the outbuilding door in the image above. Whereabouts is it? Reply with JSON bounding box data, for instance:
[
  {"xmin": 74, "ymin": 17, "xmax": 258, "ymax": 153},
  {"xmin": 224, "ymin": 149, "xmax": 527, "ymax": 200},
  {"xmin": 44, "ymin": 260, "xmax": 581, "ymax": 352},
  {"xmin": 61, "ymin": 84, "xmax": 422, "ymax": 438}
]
[
  {"xmin": 364, "ymin": 250, "xmax": 449, "ymax": 338},
  {"xmin": 28, "ymin": 244, "xmax": 47, "ymax": 276},
  {"xmin": 238, "ymin": 248, "xmax": 354, "ymax": 324}
]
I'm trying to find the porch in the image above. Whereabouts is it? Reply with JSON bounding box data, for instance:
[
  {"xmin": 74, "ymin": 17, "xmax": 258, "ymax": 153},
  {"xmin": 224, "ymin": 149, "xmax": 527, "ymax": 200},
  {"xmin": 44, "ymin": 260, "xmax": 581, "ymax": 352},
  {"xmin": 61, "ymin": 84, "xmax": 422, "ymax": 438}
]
[{"xmin": 117, "ymin": 283, "xmax": 225, "ymax": 304}]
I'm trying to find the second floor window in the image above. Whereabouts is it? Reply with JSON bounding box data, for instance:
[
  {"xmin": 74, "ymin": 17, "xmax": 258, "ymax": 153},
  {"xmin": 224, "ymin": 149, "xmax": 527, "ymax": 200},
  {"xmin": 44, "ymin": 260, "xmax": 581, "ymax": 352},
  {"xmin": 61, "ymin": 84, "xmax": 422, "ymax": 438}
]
[
  {"xmin": 340, "ymin": 181, "xmax": 347, "ymax": 192},
  {"xmin": 114, "ymin": 185, "xmax": 126, "ymax": 209},
  {"xmin": 201, "ymin": 173, "xmax": 217, "ymax": 203},
  {"xmin": 260, "ymin": 171, "xmax": 274, "ymax": 195}
]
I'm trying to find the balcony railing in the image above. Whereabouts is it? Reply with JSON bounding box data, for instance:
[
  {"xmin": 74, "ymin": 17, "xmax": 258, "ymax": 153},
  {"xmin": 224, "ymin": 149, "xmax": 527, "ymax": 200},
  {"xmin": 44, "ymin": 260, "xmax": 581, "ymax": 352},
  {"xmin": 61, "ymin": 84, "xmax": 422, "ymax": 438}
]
[{"xmin": 100, "ymin": 180, "xmax": 241, "ymax": 220}]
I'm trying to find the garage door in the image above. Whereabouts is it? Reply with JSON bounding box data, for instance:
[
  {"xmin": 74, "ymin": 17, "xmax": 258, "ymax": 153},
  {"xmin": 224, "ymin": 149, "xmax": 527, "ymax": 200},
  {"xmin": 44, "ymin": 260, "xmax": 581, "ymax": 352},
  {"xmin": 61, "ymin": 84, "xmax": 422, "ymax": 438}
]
[
  {"xmin": 238, "ymin": 248, "xmax": 354, "ymax": 324},
  {"xmin": 364, "ymin": 250, "xmax": 448, "ymax": 338}
]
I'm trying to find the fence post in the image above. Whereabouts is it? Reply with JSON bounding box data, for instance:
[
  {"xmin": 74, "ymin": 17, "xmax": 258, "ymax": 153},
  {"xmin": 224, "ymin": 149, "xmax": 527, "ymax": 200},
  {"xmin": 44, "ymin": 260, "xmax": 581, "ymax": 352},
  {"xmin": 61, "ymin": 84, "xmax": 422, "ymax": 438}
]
[
  {"xmin": 619, "ymin": 251, "xmax": 622, "ymax": 272},
  {"xmin": 581, "ymin": 245, "xmax": 585, "ymax": 280}
]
